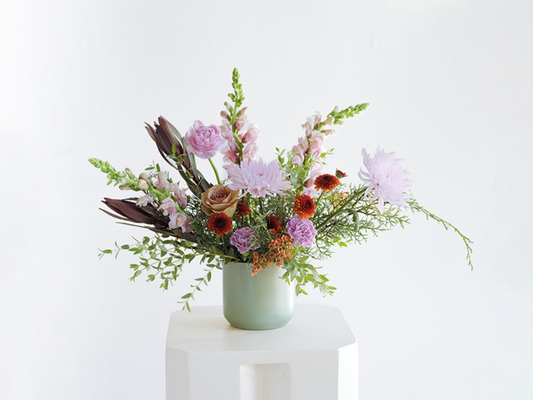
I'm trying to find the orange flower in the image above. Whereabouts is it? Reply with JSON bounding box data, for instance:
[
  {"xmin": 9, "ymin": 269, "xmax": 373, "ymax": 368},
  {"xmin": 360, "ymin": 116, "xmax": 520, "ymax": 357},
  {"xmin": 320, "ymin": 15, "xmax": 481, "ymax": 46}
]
[
  {"xmin": 206, "ymin": 213, "xmax": 233, "ymax": 237},
  {"xmin": 265, "ymin": 215, "xmax": 281, "ymax": 231},
  {"xmin": 235, "ymin": 202, "xmax": 251, "ymax": 218},
  {"xmin": 314, "ymin": 173, "xmax": 341, "ymax": 192},
  {"xmin": 293, "ymin": 194, "xmax": 315, "ymax": 219}
]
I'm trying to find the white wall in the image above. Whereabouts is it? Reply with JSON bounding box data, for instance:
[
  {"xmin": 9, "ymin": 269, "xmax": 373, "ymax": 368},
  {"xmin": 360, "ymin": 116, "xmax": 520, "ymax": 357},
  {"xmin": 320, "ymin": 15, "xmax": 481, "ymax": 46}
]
[{"xmin": 1, "ymin": 0, "xmax": 532, "ymax": 399}]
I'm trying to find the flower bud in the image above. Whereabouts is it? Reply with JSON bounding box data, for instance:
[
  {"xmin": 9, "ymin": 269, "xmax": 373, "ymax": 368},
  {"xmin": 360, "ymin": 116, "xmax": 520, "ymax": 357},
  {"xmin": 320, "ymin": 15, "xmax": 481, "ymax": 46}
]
[
  {"xmin": 119, "ymin": 184, "xmax": 131, "ymax": 190},
  {"xmin": 324, "ymin": 116, "xmax": 335, "ymax": 125},
  {"xmin": 138, "ymin": 179, "xmax": 149, "ymax": 190},
  {"xmin": 238, "ymin": 107, "xmax": 247, "ymax": 116},
  {"xmin": 138, "ymin": 172, "xmax": 149, "ymax": 181},
  {"xmin": 220, "ymin": 110, "xmax": 229, "ymax": 119},
  {"xmin": 335, "ymin": 169, "xmax": 348, "ymax": 179}
]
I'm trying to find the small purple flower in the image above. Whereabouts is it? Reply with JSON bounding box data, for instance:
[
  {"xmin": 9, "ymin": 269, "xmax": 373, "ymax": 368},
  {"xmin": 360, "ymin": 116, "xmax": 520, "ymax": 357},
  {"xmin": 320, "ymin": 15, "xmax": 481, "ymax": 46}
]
[
  {"xmin": 185, "ymin": 120, "xmax": 223, "ymax": 159},
  {"xmin": 230, "ymin": 227, "xmax": 259, "ymax": 254},
  {"xmin": 358, "ymin": 147, "xmax": 412, "ymax": 213},
  {"xmin": 286, "ymin": 216, "xmax": 317, "ymax": 247}
]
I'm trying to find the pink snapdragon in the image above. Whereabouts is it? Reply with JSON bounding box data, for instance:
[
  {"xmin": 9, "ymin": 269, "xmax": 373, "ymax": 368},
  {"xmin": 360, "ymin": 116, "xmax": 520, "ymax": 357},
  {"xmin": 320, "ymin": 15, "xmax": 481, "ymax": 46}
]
[
  {"xmin": 309, "ymin": 131, "xmax": 326, "ymax": 160},
  {"xmin": 173, "ymin": 183, "xmax": 188, "ymax": 207},
  {"xmin": 159, "ymin": 197, "xmax": 176, "ymax": 216},
  {"xmin": 220, "ymin": 118, "xmax": 259, "ymax": 165},
  {"xmin": 241, "ymin": 123, "xmax": 259, "ymax": 162},
  {"xmin": 358, "ymin": 147, "xmax": 412, "ymax": 213},
  {"xmin": 292, "ymin": 136, "xmax": 309, "ymax": 166},
  {"xmin": 185, "ymin": 120, "xmax": 223, "ymax": 159},
  {"xmin": 169, "ymin": 213, "xmax": 193, "ymax": 233},
  {"xmin": 220, "ymin": 119, "xmax": 239, "ymax": 164},
  {"xmin": 156, "ymin": 171, "xmax": 170, "ymax": 190},
  {"xmin": 302, "ymin": 165, "xmax": 323, "ymax": 197},
  {"xmin": 136, "ymin": 194, "xmax": 153, "ymax": 207}
]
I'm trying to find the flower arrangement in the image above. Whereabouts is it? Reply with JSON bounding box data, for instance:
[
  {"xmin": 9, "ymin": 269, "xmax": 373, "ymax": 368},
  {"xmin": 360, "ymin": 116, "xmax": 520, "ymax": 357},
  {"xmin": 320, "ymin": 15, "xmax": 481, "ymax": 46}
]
[{"xmin": 90, "ymin": 69, "xmax": 472, "ymax": 310}]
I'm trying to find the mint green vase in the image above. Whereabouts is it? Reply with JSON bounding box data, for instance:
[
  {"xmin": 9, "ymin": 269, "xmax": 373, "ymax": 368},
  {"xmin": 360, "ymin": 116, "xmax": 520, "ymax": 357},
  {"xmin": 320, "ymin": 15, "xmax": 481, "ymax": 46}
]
[{"xmin": 222, "ymin": 262, "xmax": 294, "ymax": 330}]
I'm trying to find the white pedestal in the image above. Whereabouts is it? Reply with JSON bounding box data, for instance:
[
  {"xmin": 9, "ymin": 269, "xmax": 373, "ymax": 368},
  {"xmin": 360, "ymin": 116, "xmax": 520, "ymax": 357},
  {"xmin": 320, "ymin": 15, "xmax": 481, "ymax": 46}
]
[{"xmin": 166, "ymin": 304, "xmax": 358, "ymax": 400}]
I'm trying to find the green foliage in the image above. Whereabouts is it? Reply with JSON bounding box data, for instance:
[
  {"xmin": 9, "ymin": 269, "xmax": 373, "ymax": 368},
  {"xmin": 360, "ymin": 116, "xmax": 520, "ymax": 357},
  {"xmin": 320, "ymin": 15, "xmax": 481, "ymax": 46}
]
[
  {"xmin": 409, "ymin": 199, "xmax": 474, "ymax": 270},
  {"xmin": 99, "ymin": 235, "xmax": 239, "ymax": 311}
]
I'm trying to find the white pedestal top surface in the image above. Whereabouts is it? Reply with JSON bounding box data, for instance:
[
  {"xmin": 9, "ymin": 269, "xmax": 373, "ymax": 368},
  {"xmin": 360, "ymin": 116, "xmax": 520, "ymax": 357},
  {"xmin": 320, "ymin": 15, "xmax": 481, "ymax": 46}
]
[{"xmin": 166, "ymin": 304, "xmax": 356, "ymax": 353}]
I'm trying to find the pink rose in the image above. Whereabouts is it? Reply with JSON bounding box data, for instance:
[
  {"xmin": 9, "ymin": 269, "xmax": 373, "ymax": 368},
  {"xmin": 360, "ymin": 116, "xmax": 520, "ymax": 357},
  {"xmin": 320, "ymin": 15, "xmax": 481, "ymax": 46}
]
[{"xmin": 184, "ymin": 120, "xmax": 223, "ymax": 159}]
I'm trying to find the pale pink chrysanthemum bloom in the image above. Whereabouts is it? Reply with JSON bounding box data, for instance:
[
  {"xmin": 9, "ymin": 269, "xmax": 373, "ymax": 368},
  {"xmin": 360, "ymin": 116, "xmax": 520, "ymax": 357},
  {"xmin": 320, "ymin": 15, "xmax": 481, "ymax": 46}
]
[
  {"xmin": 358, "ymin": 147, "xmax": 412, "ymax": 213},
  {"xmin": 226, "ymin": 158, "xmax": 292, "ymax": 198}
]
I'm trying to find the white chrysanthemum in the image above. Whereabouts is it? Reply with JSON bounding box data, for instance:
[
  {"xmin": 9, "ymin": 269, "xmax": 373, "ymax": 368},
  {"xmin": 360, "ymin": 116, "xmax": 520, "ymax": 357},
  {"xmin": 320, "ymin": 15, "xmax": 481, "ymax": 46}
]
[{"xmin": 358, "ymin": 147, "xmax": 412, "ymax": 212}]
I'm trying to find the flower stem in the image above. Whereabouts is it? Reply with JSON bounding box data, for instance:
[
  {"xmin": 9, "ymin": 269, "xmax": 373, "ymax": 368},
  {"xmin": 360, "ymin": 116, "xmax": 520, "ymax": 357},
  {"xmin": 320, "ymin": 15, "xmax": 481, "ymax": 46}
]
[{"xmin": 209, "ymin": 158, "xmax": 221, "ymax": 184}]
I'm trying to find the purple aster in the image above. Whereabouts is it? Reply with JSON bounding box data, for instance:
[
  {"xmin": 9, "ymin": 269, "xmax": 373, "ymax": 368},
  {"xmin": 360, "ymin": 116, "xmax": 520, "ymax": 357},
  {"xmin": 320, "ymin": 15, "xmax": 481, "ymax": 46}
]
[
  {"xmin": 230, "ymin": 227, "xmax": 259, "ymax": 254},
  {"xmin": 286, "ymin": 216, "xmax": 317, "ymax": 247},
  {"xmin": 358, "ymin": 147, "xmax": 412, "ymax": 213},
  {"xmin": 226, "ymin": 158, "xmax": 292, "ymax": 198}
]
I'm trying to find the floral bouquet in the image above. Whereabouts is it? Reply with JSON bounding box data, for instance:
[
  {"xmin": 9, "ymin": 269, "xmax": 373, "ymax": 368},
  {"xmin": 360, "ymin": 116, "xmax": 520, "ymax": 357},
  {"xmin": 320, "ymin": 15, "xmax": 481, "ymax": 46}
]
[{"xmin": 90, "ymin": 69, "xmax": 472, "ymax": 310}]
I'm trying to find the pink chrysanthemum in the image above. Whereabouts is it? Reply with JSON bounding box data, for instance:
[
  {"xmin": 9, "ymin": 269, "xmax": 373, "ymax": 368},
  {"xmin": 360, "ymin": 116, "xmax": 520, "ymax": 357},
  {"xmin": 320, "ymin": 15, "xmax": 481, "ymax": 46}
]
[
  {"xmin": 358, "ymin": 147, "xmax": 412, "ymax": 213},
  {"xmin": 226, "ymin": 158, "xmax": 292, "ymax": 198}
]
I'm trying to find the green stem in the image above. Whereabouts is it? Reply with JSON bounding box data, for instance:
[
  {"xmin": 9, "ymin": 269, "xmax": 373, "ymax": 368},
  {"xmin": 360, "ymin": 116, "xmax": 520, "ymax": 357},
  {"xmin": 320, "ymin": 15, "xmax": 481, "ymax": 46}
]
[
  {"xmin": 315, "ymin": 190, "xmax": 364, "ymax": 230},
  {"xmin": 208, "ymin": 158, "xmax": 221, "ymax": 185}
]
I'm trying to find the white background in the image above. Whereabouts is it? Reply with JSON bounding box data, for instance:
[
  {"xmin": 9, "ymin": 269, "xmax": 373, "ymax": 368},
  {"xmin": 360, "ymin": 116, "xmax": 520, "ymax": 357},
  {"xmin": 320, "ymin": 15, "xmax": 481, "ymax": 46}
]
[{"xmin": 1, "ymin": 0, "xmax": 532, "ymax": 399}]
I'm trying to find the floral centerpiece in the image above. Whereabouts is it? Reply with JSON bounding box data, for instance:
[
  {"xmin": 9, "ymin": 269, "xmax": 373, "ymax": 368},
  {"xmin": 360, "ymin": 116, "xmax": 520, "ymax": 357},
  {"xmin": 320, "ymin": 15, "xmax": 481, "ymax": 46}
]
[{"xmin": 90, "ymin": 69, "xmax": 472, "ymax": 313}]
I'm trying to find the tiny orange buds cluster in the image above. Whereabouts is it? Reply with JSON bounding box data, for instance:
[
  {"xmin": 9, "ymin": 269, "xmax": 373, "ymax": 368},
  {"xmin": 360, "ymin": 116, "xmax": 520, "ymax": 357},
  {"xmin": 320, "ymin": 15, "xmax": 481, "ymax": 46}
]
[
  {"xmin": 252, "ymin": 232, "xmax": 294, "ymax": 275},
  {"xmin": 332, "ymin": 191, "xmax": 351, "ymax": 208}
]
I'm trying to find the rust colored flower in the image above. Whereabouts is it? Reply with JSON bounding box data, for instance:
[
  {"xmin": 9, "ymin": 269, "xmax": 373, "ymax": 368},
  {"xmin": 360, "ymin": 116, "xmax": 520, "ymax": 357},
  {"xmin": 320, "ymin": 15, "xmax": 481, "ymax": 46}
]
[
  {"xmin": 206, "ymin": 213, "xmax": 233, "ymax": 237},
  {"xmin": 293, "ymin": 194, "xmax": 315, "ymax": 219},
  {"xmin": 314, "ymin": 174, "xmax": 341, "ymax": 193},
  {"xmin": 235, "ymin": 202, "xmax": 251, "ymax": 218},
  {"xmin": 265, "ymin": 215, "xmax": 281, "ymax": 231},
  {"xmin": 335, "ymin": 169, "xmax": 348, "ymax": 179}
]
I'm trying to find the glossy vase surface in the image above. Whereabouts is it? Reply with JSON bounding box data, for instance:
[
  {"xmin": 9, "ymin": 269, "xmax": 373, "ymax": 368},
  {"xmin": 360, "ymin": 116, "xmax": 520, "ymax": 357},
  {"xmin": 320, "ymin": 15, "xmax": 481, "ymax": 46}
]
[{"xmin": 222, "ymin": 262, "xmax": 294, "ymax": 330}]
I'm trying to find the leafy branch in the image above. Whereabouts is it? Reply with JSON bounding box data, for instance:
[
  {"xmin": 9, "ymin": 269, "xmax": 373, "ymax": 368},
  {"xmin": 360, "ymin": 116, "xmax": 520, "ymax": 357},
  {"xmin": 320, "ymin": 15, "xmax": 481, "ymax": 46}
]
[{"xmin": 409, "ymin": 199, "xmax": 474, "ymax": 270}]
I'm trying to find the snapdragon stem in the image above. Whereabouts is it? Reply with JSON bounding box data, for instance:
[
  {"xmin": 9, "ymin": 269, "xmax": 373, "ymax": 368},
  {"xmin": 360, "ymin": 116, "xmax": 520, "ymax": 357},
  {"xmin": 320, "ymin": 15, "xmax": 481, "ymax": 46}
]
[{"xmin": 208, "ymin": 158, "xmax": 221, "ymax": 185}]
